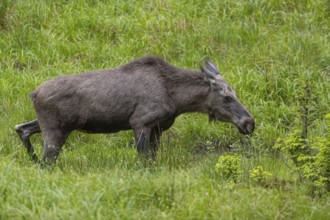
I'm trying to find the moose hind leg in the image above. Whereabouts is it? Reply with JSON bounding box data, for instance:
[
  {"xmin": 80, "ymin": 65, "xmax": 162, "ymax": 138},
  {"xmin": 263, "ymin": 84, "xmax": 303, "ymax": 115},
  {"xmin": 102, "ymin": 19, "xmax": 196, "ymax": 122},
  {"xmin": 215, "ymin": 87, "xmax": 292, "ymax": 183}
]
[
  {"xmin": 42, "ymin": 129, "xmax": 70, "ymax": 164},
  {"xmin": 15, "ymin": 120, "xmax": 41, "ymax": 162}
]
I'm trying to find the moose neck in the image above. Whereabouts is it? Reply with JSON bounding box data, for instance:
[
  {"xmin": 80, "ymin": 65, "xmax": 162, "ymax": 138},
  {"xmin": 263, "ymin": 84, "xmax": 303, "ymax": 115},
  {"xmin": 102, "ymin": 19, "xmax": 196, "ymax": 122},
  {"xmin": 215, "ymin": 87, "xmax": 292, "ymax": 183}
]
[
  {"xmin": 161, "ymin": 68, "xmax": 211, "ymax": 116},
  {"xmin": 173, "ymin": 84, "xmax": 210, "ymax": 115}
]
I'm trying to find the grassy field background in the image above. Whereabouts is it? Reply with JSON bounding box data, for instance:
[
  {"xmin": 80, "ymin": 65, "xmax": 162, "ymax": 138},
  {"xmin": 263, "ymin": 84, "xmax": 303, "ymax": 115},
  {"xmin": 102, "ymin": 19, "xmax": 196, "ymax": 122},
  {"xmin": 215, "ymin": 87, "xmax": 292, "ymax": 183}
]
[{"xmin": 0, "ymin": 0, "xmax": 329, "ymax": 219}]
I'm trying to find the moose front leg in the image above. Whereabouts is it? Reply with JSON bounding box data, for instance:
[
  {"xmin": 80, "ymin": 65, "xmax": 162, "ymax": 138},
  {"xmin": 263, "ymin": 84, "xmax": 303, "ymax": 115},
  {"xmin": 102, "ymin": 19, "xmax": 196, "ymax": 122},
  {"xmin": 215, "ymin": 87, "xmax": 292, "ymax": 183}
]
[
  {"xmin": 130, "ymin": 107, "xmax": 174, "ymax": 160},
  {"xmin": 133, "ymin": 127, "xmax": 152, "ymax": 159}
]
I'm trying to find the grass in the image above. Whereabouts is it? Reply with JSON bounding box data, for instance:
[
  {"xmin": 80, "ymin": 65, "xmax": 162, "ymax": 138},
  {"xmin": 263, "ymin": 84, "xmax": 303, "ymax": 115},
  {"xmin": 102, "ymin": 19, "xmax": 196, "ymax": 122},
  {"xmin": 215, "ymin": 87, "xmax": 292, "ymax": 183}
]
[
  {"xmin": 0, "ymin": 0, "xmax": 330, "ymax": 219},
  {"xmin": 1, "ymin": 157, "xmax": 329, "ymax": 220}
]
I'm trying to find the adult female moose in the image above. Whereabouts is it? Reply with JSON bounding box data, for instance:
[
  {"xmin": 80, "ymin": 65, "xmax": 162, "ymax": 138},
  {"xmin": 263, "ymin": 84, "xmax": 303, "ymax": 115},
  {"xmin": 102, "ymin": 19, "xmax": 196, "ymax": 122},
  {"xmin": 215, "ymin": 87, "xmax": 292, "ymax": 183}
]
[{"xmin": 15, "ymin": 56, "xmax": 255, "ymax": 164}]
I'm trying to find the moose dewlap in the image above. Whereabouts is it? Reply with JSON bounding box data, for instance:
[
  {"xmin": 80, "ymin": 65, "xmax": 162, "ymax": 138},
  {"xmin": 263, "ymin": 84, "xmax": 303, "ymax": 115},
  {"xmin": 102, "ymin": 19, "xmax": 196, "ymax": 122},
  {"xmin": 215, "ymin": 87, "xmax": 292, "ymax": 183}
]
[{"xmin": 15, "ymin": 56, "xmax": 255, "ymax": 164}]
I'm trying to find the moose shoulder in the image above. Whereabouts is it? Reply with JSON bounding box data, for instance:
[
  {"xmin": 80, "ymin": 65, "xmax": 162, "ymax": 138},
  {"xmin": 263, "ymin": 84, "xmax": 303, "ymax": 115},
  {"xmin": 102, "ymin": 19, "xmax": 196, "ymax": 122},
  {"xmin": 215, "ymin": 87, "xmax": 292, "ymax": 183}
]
[{"xmin": 15, "ymin": 56, "xmax": 255, "ymax": 164}]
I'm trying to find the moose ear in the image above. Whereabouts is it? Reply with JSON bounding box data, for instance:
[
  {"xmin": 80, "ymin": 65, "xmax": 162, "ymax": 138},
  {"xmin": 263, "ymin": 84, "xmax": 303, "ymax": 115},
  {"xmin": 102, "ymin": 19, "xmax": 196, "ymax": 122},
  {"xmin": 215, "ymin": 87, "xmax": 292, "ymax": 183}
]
[
  {"xmin": 200, "ymin": 65, "xmax": 216, "ymax": 82},
  {"xmin": 205, "ymin": 60, "xmax": 221, "ymax": 75}
]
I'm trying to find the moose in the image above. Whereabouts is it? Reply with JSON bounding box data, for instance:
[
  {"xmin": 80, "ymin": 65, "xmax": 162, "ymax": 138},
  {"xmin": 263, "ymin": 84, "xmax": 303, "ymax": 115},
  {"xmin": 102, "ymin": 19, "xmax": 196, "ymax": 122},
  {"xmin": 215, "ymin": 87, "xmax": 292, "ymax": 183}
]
[{"xmin": 15, "ymin": 56, "xmax": 255, "ymax": 164}]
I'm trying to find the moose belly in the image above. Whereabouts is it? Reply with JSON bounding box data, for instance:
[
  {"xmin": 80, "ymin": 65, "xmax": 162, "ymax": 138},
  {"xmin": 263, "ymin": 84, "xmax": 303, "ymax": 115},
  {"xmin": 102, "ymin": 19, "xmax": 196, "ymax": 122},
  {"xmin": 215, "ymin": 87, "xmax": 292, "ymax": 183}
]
[{"xmin": 79, "ymin": 119, "xmax": 132, "ymax": 134}]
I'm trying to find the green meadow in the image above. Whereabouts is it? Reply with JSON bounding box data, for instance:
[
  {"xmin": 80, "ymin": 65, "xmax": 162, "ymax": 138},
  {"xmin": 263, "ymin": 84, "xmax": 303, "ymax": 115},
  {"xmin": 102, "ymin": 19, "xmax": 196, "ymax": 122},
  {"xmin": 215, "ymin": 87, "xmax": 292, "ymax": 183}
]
[{"xmin": 0, "ymin": 0, "xmax": 329, "ymax": 219}]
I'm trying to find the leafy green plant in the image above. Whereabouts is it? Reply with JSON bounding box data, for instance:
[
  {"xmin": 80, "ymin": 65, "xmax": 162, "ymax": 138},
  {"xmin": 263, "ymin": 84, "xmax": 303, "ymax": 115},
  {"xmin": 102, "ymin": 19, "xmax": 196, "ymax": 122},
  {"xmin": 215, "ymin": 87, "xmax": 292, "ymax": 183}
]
[
  {"xmin": 215, "ymin": 154, "xmax": 241, "ymax": 181},
  {"xmin": 274, "ymin": 114, "xmax": 330, "ymax": 192},
  {"xmin": 301, "ymin": 114, "xmax": 330, "ymax": 191},
  {"xmin": 274, "ymin": 130, "xmax": 311, "ymax": 167},
  {"xmin": 250, "ymin": 166, "xmax": 272, "ymax": 184}
]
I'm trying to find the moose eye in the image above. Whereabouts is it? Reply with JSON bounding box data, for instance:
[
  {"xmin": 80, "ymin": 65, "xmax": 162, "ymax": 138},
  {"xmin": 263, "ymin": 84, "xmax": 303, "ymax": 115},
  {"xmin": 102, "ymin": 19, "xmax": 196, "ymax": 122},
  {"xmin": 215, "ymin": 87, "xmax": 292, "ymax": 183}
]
[{"xmin": 224, "ymin": 96, "xmax": 233, "ymax": 103}]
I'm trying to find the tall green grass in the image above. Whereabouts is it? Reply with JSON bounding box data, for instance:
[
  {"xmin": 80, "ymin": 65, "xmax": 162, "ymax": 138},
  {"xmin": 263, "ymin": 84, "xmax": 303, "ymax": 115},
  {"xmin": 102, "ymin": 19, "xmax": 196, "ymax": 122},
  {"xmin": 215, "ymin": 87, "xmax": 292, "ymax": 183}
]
[
  {"xmin": 1, "ymin": 0, "xmax": 329, "ymax": 219},
  {"xmin": 1, "ymin": 157, "xmax": 329, "ymax": 220}
]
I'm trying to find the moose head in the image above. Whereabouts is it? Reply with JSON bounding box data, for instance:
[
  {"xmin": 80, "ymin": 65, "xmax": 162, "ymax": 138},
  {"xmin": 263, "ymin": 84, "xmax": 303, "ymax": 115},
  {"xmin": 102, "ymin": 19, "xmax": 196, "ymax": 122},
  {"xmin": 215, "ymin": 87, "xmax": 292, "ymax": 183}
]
[{"xmin": 201, "ymin": 60, "xmax": 255, "ymax": 135}]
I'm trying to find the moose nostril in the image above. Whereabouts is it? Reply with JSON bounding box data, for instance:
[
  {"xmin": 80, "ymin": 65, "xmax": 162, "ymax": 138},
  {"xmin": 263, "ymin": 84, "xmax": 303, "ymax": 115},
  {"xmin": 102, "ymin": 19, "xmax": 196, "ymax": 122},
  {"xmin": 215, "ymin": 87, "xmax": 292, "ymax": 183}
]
[{"xmin": 242, "ymin": 118, "xmax": 255, "ymax": 134}]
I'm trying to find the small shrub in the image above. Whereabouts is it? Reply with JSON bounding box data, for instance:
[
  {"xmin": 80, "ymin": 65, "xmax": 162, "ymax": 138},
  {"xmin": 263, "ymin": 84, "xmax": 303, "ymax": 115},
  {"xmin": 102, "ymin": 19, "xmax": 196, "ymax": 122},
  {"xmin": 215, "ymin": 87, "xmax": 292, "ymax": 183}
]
[
  {"xmin": 302, "ymin": 114, "xmax": 330, "ymax": 191},
  {"xmin": 250, "ymin": 166, "xmax": 272, "ymax": 184},
  {"xmin": 215, "ymin": 154, "xmax": 241, "ymax": 181},
  {"xmin": 273, "ymin": 130, "xmax": 311, "ymax": 167},
  {"xmin": 274, "ymin": 114, "xmax": 330, "ymax": 193}
]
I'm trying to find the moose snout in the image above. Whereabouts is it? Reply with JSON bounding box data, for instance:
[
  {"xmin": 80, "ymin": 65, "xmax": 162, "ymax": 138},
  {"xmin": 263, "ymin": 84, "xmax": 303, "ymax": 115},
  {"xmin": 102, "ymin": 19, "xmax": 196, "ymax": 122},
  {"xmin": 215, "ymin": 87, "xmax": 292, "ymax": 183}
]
[{"xmin": 238, "ymin": 118, "xmax": 255, "ymax": 135}]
